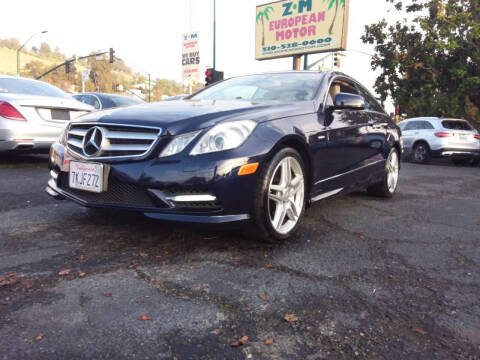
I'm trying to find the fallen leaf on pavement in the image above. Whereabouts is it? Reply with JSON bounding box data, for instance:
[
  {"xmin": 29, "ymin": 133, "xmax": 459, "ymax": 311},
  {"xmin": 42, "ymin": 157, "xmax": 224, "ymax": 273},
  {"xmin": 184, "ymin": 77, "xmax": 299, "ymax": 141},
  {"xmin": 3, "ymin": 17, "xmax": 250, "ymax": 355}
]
[
  {"xmin": 139, "ymin": 252, "xmax": 148, "ymax": 258},
  {"xmin": 0, "ymin": 278, "xmax": 17, "ymax": 287},
  {"xmin": 28, "ymin": 332, "xmax": 44, "ymax": 343},
  {"xmin": 231, "ymin": 335, "xmax": 248, "ymax": 347},
  {"xmin": 58, "ymin": 269, "xmax": 70, "ymax": 276},
  {"xmin": 284, "ymin": 314, "xmax": 299, "ymax": 322},
  {"xmin": 78, "ymin": 271, "xmax": 86, "ymax": 277},
  {"xmin": 266, "ymin": 264, "xmax": 274, "ymax": 269},
  {"xmin": 76, "ymin": 255, "xmax": 85, "ymax": 261},
  {"xmin": 138, "ymin": 315, "xmax": 152, "ymax": 321},
  {"xmin": 20, "ymin": 281, "xmax": 32, "ymax": 289},
  {"xmin": 103, "ymin": 292, "xmax": 112, "ymax": 297},
  {"xmin": 265, "ymin": 338, "xmax": 274, "ymax": 345},
  {"xmin": 412, "ymin": 327, "xmax": 427, "ymax": 335},
  {"xmin": 258, "ymin": 293, "xmax": 269, "ymax": 302}
]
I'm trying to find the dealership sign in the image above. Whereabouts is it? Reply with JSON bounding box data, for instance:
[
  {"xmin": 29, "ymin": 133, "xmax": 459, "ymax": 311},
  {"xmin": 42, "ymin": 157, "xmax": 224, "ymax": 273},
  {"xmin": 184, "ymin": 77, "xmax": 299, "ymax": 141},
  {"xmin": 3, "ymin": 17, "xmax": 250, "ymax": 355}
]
[
  {"xmin": 255, "ymin": 0, "xmax": 349, "ymax": 60},
  {"xmin": 182, "ymin": 32, "xmax": 201, "ymax": 84}
]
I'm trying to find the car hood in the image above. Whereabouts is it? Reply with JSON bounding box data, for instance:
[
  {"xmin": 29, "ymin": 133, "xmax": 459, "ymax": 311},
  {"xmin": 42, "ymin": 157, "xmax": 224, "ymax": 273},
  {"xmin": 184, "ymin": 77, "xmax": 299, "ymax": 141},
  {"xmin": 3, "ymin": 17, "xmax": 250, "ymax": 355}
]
[
  {"xmin": 0, "ymin": 93, "xmax": 93, "ymax": 111},
  {"xmin": 72, "ymin": 99, "xmax": 315, "ymax": 135}
]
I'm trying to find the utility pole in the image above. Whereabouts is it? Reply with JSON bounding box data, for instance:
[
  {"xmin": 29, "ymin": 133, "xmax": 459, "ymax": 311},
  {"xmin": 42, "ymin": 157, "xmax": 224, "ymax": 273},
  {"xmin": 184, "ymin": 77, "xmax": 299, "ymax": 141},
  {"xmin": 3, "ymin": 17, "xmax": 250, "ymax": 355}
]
[
  {"xmin": 148, "ymin": 74, "xmax": 151, "ymax": 102},
  {"xmin": 292, "ymin": 55, "xmax": 301, "ymax": 70},
  {"xmin": 16, "ymin": 30, "xmax": 48, "ymax": 77},
  {"xmin": 213, "ymin": 0, "xmax": 216, "ymax": 69}
]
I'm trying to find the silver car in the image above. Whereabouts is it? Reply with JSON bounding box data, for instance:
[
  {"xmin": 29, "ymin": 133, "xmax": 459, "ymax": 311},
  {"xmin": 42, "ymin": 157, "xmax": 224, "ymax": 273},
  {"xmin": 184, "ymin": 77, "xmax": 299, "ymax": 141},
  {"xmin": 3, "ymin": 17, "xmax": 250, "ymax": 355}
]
[
  {"xmin": 0, "ymin": 76, "xmax": 92, "ymax": 152},
  {"xmin": 398, "ymin": 117, "xmax": 480, "ymax": 165}
]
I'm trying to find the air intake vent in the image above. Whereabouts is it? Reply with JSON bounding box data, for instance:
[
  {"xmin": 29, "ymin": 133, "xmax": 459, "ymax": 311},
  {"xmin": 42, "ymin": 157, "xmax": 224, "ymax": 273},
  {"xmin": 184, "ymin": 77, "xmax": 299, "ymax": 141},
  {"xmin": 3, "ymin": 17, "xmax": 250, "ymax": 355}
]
[{"xmin": 66, "ymin": 123, "xmax": 161, "ymax": 160}]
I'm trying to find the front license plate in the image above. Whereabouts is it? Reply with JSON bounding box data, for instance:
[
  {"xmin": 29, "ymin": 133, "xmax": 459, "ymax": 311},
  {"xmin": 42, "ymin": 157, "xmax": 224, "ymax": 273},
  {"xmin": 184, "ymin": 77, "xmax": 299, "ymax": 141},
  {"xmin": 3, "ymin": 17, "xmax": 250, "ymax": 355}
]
[{"xmin": 69, "ymin": 161, "xmax": 105, "ymax": 193}]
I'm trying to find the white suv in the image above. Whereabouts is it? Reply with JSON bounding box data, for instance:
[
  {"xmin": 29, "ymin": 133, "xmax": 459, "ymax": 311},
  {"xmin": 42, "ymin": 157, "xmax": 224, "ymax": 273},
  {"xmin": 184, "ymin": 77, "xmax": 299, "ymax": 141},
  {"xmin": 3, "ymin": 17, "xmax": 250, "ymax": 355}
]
[{"xmin": 398, "ymin": 117, "xmax": 480, "ymax": 165}]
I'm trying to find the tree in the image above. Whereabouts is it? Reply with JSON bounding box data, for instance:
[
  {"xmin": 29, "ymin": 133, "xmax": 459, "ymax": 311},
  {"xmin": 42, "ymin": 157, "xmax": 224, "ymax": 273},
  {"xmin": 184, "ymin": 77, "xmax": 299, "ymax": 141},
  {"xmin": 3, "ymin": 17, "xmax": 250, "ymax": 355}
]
[
  {"xmin": 362, "ymin": 0, "xmax": 480, "ymax": 123},
  {"xmin": 39, "ymin": 42, "xmax": 52, "ymax": 57},
  {"xmin": 256, "ymin": 6, "xmax": 274, "ymax": 47},
  {"xmin": 323, "ymin": 0, "xmax": 346, "ymax": 35}
]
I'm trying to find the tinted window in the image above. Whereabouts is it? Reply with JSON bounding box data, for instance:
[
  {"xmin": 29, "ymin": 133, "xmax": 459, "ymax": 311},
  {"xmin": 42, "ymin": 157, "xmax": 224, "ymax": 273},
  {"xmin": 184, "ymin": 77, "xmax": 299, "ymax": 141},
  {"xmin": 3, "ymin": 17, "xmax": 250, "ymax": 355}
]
[
  {"xmin": 356, "ymin": 85, "xmax": 384, "ymax": 113},
  {"xmin": 326, "ymin": 79, "xmax": 360, "ymax": 106},
  {"xmin": 420, "ymin": 121, "xmax": 434, "ymax": 129},
  {"xmin": 191, "ymin": 73, "xmax": 322, "ymax": 102},
  {"xmin": 398, "ymin": 122, "xmax": 406, "ymax": 130},
  {"xmin": 404, "ymin": 122, "xmax": 421, "ymax": 130},
  {"xmin": 0, "ymin": 78, "xmax": 71, "ymax": 99},
  {"xmin": 442, "ymin": 120, "xmax": 473, "ymax": 131}
]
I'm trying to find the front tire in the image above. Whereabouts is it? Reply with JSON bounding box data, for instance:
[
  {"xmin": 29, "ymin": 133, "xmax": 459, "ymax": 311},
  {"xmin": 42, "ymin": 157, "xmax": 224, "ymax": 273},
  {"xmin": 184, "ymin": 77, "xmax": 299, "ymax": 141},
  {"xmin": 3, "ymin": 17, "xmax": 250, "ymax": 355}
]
[
  {"xmin": 246, "ymin": 147, "xmax": 306, "ymax": 242},
  {"xmin": 367, "ymin": 148, "xmax": 400, "ymax": 198}
]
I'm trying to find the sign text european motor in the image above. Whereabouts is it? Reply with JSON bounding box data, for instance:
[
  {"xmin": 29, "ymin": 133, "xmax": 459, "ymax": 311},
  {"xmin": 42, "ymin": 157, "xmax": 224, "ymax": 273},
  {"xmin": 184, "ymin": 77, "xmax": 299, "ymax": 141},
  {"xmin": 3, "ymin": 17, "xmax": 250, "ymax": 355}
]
[{"xmin": 256, "ymin": 0, "xmax": 349, "ymax": 60}]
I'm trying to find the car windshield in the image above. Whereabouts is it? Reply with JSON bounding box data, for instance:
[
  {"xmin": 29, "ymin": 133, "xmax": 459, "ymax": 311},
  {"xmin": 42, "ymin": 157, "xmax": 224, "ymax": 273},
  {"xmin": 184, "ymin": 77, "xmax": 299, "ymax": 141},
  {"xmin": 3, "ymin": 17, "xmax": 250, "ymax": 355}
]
[
  {"xmin": 442, "ymin": 120, "xmax": 473, "ymax": 131},
  {"xmin": 109, "ymin": 95, "xmax": 144, "ymax": 107},
  {"xmin": 0, "ymin": 78, "xmax": 71, "ymax": 99},
  {"xmin": 191, "ymin": 73, "xmax": 322, "ymax": 102}
]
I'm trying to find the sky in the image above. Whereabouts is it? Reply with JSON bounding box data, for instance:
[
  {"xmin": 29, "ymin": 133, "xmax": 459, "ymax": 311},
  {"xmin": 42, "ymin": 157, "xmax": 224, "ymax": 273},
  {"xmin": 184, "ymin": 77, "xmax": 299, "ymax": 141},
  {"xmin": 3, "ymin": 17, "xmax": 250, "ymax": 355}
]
[{"xmin": 3, "ymin": 0, "xmax": 396, "ymax": 111}]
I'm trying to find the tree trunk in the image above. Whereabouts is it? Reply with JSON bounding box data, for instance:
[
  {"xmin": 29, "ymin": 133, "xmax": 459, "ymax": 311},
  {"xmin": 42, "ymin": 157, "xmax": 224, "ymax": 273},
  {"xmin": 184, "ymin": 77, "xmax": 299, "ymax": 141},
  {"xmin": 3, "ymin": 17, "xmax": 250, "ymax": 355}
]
[{"xmin": 329, "ymin": 0, "xmax": 339, "ymax": 35}]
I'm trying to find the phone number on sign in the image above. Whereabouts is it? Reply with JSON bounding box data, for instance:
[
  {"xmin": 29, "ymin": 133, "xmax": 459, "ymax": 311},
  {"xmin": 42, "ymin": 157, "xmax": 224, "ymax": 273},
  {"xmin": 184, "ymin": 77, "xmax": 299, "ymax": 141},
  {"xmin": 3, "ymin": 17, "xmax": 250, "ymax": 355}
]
[{"xmin": 262, "ymin": 37, "xmax": 333, "ymax": 54}]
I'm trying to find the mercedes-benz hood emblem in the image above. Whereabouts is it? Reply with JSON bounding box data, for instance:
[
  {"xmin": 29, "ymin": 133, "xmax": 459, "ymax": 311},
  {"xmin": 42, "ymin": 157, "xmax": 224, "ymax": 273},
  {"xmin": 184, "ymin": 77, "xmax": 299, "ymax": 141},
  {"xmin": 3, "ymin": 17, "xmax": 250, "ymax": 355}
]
[{"xmin": 82, "ymin": 126, "xmax": 105, "ymax": 157}]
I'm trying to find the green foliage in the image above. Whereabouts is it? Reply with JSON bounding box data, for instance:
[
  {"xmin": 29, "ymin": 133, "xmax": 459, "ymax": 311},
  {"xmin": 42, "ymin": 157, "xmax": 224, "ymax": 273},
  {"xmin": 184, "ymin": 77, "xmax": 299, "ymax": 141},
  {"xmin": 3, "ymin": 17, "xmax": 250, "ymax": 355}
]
[{"xmin": 362, "ymin": 0, "xmax": 480, "ymax": 123}]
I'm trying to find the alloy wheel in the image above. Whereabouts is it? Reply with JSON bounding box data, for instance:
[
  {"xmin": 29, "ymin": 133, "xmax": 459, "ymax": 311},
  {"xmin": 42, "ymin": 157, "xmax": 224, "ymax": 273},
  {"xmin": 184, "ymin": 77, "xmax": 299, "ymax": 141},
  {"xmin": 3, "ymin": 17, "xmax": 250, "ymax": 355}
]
[
  {"xmin": 387, "ymin": 151, "xmax": 399, "ymax": 193},
  {"xmin": 414, "ymin": 145, "xmax": 427, "ymax": 162},
  {"xmin": 267, "ymin": 156, "xmax": 305, "ymax": 235}
]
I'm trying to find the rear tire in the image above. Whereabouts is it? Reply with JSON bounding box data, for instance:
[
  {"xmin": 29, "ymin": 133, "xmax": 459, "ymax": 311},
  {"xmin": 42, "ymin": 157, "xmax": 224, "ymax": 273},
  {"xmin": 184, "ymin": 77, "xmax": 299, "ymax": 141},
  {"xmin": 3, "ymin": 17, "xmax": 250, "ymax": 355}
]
[
  {"xmin": 412, "ymin": 142, "xmax": 430, "ymax": 164},
  {"xmin": 244, "ymin": 147, "xmax": 306, "ymax": 243},
  {"xmin": 367, "ymin": 148, "xmax": 399, "ymax": 198}
]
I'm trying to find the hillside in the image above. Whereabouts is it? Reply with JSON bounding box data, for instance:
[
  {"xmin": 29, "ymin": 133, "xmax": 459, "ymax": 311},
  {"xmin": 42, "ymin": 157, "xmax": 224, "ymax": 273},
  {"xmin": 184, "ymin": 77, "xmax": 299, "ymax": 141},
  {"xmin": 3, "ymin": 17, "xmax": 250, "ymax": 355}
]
[{"xmin": 0, "ymin": 38, "xmax": 185, "ymax": 101}]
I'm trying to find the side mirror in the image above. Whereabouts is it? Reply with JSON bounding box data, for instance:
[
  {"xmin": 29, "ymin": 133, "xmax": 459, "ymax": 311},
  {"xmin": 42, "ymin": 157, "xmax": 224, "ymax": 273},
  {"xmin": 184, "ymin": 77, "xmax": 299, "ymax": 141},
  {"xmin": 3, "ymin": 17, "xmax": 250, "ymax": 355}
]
[{"xmin": 333, "ymin": 93, "xmax": 365, "ymax": 110}]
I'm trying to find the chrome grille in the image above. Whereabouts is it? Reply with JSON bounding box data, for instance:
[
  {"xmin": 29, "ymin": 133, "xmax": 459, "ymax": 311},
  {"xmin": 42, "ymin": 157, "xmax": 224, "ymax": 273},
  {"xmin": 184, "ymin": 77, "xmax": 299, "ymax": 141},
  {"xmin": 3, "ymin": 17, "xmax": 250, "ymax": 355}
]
[{"xmin": 66, "ymin": 122, "xmax": 162, "ymax": 160}]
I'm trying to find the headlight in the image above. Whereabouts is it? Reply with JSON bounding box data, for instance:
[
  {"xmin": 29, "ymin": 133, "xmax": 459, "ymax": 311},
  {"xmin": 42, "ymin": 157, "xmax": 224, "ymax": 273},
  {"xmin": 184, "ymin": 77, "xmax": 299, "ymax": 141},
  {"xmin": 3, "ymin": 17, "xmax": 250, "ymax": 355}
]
[
  {"xmin": 190, "ymin": 120, "xmax": 257, "ymax": 155},
  {"xmin": 159, "ymin": 131, "xmax": 200, "ymax": 158},
  {"xmin": 58, "ymin": 122, "xmax": 69, "ymax": 145}
]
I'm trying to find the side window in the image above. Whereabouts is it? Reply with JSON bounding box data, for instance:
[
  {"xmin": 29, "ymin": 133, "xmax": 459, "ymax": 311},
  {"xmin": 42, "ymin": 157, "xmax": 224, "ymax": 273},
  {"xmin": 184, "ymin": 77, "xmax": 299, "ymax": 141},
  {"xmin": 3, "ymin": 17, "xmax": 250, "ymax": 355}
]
[
  {"xmin": 84, "ymin": 95, "xmax": 101, "ymax": 110},
  {"xmin": 92, "ymin": 96, "xmax": 101, "ymax": 110},
  {"xmin": 404, "ymin": 122, "xmax": 418, "ymax": 131},
  {"xmin": 420, "ymin": 121, "xmax": 434, "ymax": 130},
  {"xmin": 356, "ymin": 84, "xmax": 384, "ymax": 113},
  {"xmin": 326, "ymin": 79, "xmax": 360, "ymax": 106}
]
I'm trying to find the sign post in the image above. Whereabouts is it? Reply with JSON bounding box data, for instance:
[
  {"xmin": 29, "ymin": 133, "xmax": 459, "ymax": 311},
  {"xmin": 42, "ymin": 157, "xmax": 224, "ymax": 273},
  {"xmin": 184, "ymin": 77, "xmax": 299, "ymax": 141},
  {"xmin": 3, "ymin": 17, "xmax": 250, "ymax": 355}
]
[
  {"xmin": 81, "ymin": 69, "xmax": 89, "ymax": 93},
  {"xmin": 182, "ymin": 32, "xmax": 201, "ymax": 90},
  {"xmin": 255, "ymin": 0, "xmax": 349, "ymax": 66}
]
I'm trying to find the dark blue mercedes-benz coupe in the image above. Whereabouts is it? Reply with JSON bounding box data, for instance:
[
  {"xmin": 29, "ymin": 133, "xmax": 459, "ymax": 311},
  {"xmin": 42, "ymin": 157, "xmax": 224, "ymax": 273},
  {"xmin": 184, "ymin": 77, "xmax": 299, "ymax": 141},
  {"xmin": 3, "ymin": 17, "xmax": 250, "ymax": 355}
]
[{"xmin": 46, "ymin": 71, "xmax": 402, "ymax": 241}]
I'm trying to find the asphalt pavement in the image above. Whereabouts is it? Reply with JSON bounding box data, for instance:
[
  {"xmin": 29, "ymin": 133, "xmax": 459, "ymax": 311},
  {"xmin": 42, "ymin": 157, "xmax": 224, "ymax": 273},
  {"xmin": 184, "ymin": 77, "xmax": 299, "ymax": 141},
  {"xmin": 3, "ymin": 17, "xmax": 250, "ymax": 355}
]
[{"xmin": 0, "ymin": 154, "xmax": 479, "ymax": 359}]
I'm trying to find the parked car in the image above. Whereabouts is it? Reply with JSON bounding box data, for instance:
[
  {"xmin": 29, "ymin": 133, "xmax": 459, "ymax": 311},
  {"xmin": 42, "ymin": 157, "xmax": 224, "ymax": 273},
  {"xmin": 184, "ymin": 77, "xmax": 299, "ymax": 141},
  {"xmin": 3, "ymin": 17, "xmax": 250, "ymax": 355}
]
[
  {"xmin": 46, "ymin": 71, "xmax": 401, "ymax": 241},
  {"xmin": 398, "ymin": 117, "xmax": 480, "ymax": 165},
  {"xmin": 0, "ymin": 75, "xmax": 92, "ymax": 152},
  {"xmin": 73, "ymin": 93, "xmax": 144, "ymax": 110}
]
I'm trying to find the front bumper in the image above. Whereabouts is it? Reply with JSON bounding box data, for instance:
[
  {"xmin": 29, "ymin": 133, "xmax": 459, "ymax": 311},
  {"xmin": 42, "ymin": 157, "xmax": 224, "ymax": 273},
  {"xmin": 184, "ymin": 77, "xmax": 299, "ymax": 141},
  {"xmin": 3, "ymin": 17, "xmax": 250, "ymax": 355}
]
[{"xmin": 46, "ymin": 142, "xmax": 266, "ymax": 224}]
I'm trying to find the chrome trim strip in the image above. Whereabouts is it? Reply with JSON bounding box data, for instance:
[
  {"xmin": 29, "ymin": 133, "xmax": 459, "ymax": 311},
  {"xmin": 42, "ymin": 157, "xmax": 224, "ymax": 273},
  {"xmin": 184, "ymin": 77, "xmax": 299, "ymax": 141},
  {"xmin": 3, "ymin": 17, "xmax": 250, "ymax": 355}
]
[
  {"xmin": 315, "ymin": 159, "xmax": 384, "ymax": 185},
  {"xmin": 311, "ymin": 187, "xmax": 343, "ymax": 202},
  {"xmin": 442, "ymin": 151, "xmax": 475, "ymax": 156},
  {"xmin": 49, "ymin": 170, "xmax": 59, "ymax": 180},
  {"xmin": 66, "ymin": 122, "xmax": 162, "ymax": 161},
  {"xmin": 166, "ymin": 194, "xmax": 217, "ymax": 202}
]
